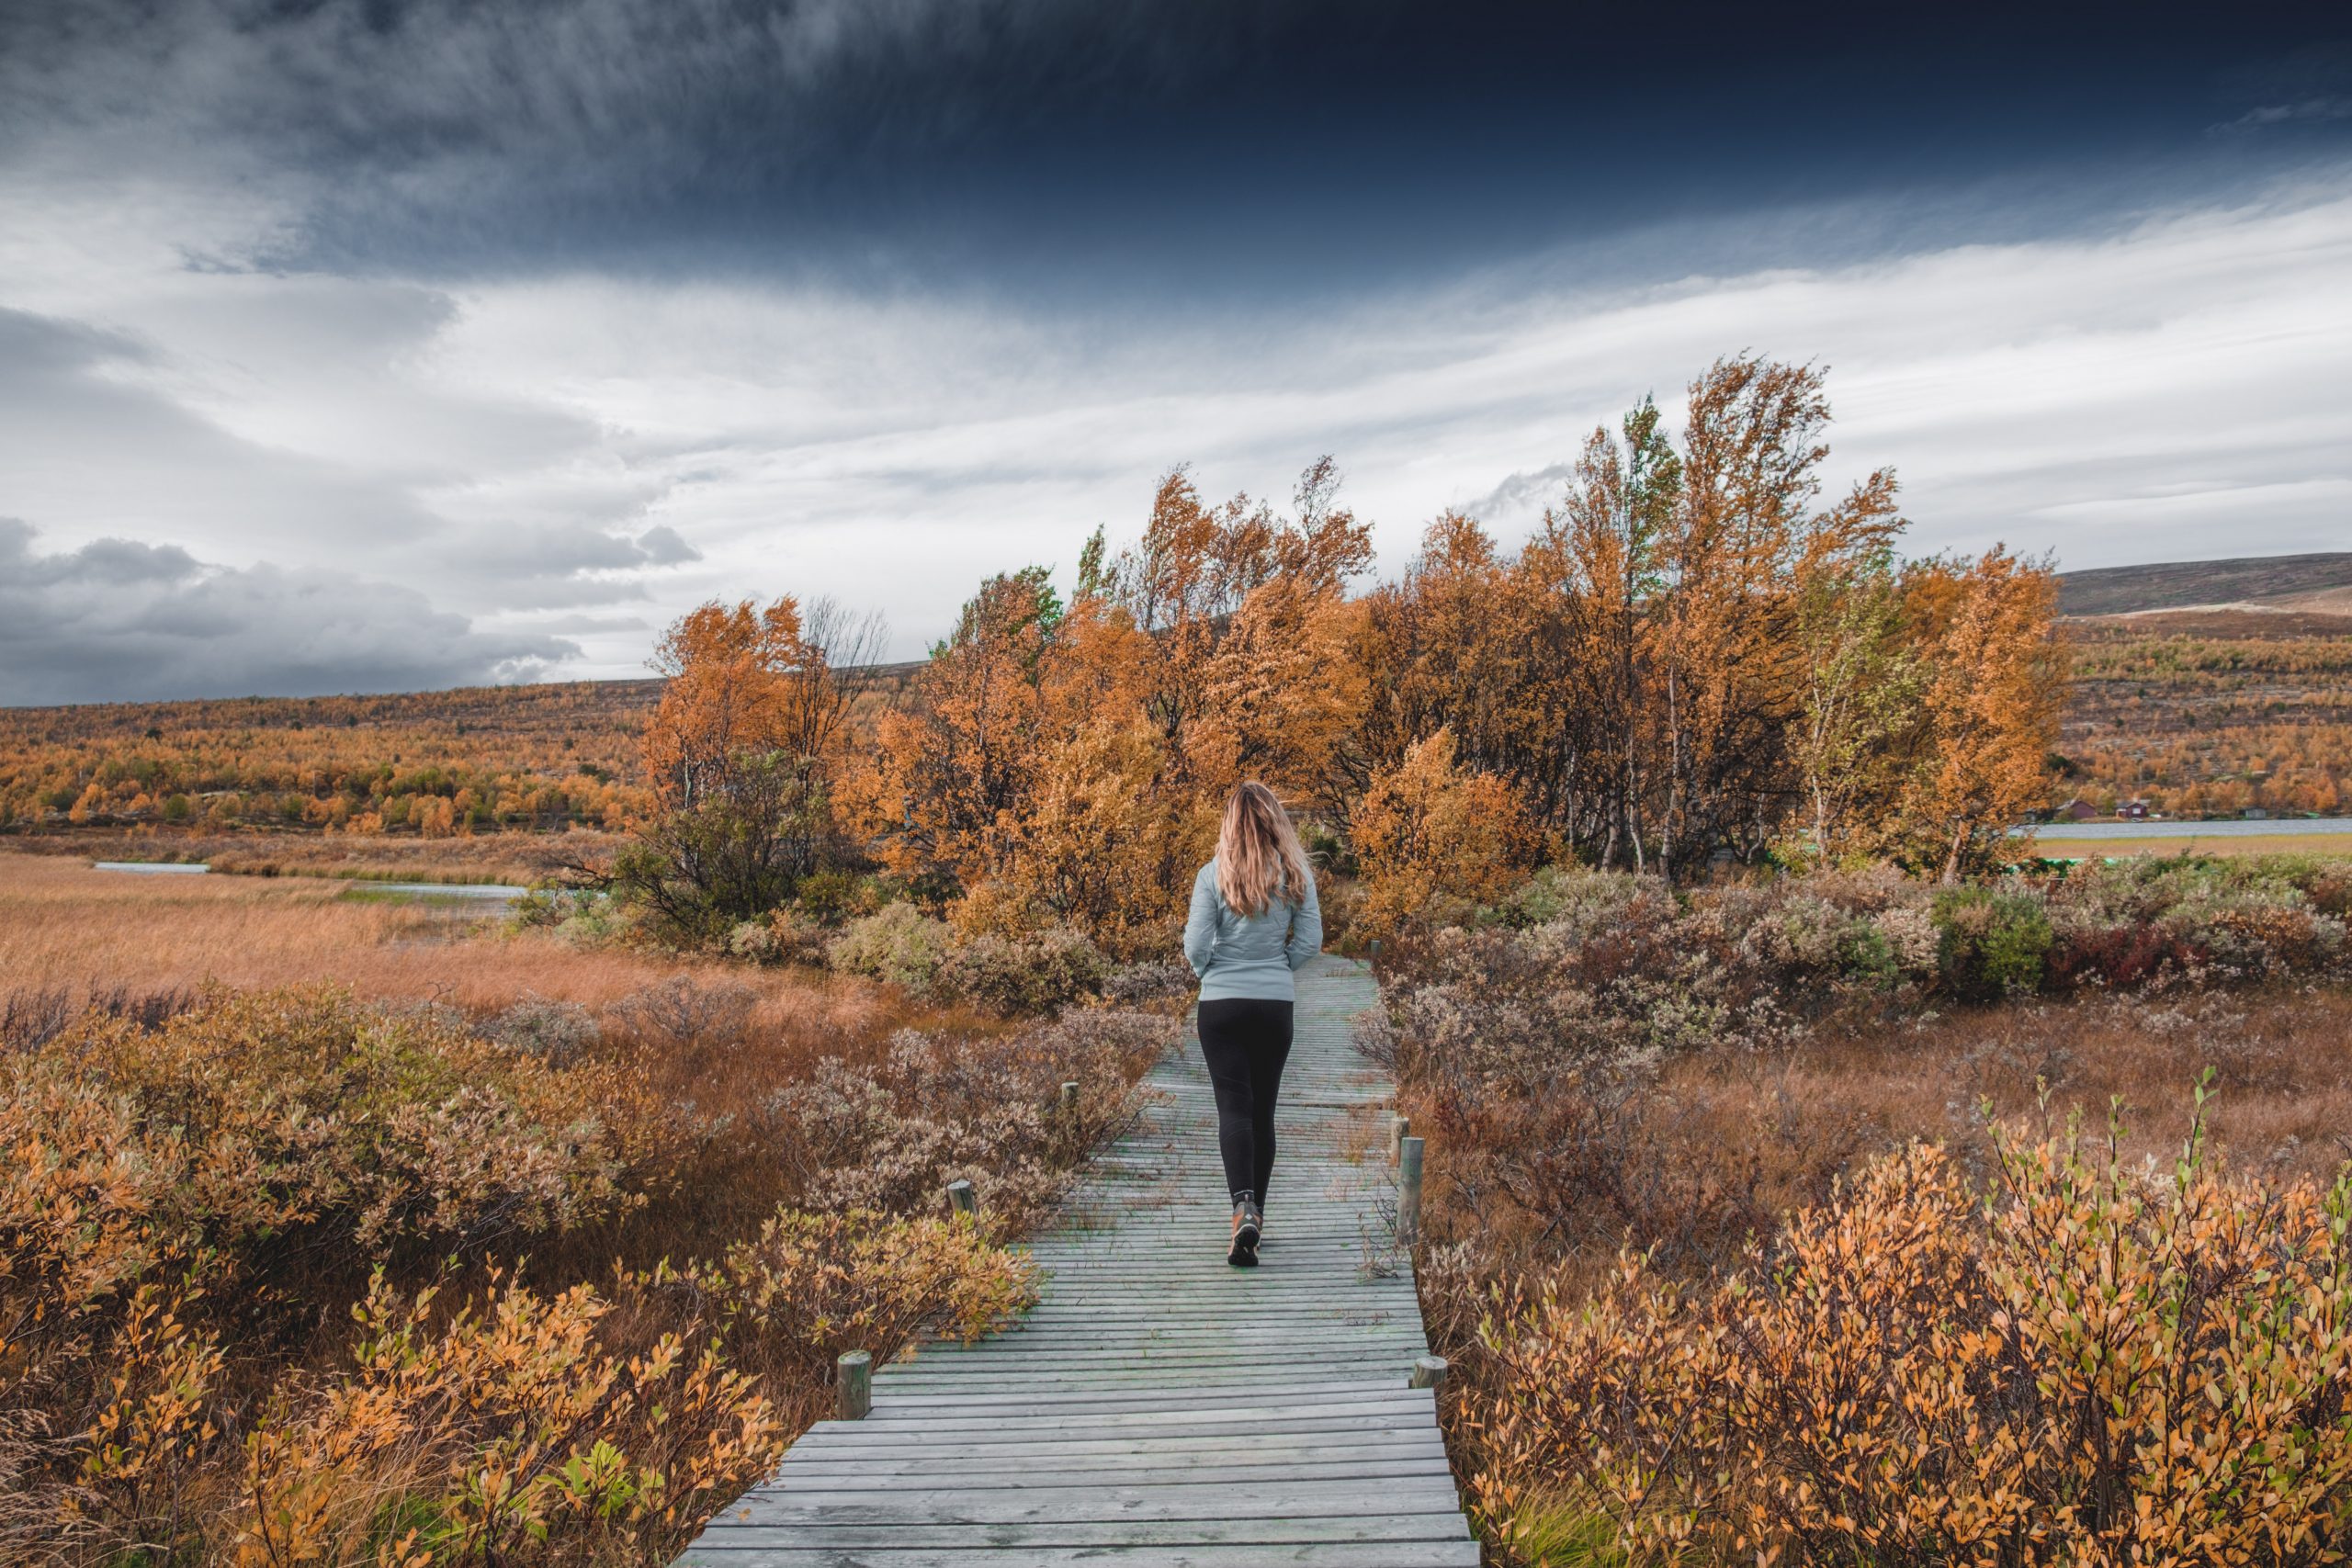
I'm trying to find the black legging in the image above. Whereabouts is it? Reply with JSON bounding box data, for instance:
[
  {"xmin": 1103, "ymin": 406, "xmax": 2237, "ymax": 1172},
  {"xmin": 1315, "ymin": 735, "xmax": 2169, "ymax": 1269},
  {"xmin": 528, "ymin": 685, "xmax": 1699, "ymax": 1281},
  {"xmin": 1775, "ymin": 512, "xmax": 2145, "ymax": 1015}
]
[{"xmin": 1196, "ymin": 998, "xmax": 1294, "ymax": 1211}]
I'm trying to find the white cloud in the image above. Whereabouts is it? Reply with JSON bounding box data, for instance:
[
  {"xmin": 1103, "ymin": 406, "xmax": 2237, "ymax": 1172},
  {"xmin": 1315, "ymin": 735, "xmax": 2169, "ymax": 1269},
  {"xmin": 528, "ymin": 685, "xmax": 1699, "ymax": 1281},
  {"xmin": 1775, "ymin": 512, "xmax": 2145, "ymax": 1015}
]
[{"xmin": 3, "ymin": 170, "xmax": 2349, "ymax": 685}]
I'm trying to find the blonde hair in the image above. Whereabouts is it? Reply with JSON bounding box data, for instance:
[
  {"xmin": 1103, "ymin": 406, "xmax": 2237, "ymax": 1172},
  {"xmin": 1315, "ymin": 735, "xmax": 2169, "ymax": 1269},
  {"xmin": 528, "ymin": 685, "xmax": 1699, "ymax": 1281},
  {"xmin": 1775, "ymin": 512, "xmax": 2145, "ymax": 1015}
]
[{"xmin": 1216, "ymin": 781, "xmax": 1312, "ymax": 918}]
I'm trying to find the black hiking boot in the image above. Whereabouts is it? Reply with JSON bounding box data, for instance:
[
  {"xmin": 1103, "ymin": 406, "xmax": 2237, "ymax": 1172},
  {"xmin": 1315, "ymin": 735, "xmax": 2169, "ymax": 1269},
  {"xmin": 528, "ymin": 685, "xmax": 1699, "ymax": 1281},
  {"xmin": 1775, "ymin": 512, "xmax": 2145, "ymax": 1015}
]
[{"xmin": 1227, "ymin": 1199, "xmax": 1261, "ymax": 1267}]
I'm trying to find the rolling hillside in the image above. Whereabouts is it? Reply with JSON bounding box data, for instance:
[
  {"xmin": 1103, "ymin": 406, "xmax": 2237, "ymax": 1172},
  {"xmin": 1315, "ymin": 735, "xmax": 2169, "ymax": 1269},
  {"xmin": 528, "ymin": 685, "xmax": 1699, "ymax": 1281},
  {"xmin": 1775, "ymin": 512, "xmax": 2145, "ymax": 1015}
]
[
  {"xmin": 2056, "ymin": 554, "xmax": 2352, "ymax": 817},
  {"xmin": 2058, "ymin": 551, "xmax": 2352, "ymax": 617}
]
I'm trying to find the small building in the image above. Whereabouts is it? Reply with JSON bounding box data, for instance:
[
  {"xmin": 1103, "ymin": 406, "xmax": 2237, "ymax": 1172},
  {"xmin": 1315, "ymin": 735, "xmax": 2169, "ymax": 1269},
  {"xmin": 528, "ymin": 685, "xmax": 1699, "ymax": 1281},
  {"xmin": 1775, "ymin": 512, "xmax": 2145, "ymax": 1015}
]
[
  {"xmin": 2057, "ymin": 797, "xmax": 2100, "ymax": 822},
  {"xmin": 2243, "ymin": 806, "xmax": 2270, "ymax": 820},
  {"xmin": 2117, "ymin": 799, "xmax": 2151, "ymax": 821}
]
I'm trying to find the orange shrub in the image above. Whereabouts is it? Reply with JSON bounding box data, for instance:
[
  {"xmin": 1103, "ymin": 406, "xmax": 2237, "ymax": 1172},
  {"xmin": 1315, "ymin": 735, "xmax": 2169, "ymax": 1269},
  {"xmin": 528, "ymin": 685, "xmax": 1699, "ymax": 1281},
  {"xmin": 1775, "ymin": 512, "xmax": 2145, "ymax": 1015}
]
[
  {"xmin": 230, "ymin": 1216, "xmax": 1026, "ymax": 1567},
  {"xmin": 1466, "ymin": 1094, "xmax": 2352, "ymax": 1566},
  {"xmin": 1351, "ymin": 728, "xmax": 1539, "ymax": 936},
  {"xmin": 0, "ymin": 981, "xmax": 1139, "ymax": 1563}
]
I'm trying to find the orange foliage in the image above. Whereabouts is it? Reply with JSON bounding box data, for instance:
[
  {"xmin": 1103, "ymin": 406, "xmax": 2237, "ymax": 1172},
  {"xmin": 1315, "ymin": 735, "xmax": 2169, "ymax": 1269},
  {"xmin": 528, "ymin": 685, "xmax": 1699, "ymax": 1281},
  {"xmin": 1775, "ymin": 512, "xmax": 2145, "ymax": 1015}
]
[
  {"xmin": 2058, "ymin": 612, "xmax": 2352, "ymax": 818},
  {"xmin": 1467, "ymin": 1102, "xmax": 2352, "ymax": 1566},
  {"xmin": 0, "ymin": 682, "xmax": 659, "ymax": 841},
  {"xmin": 865, "ymin": 463, "xmax": 1369, "ymax": 952},
  {"xmin": 1351, "ymin": 728, "xmax": 1539, "ymax": 935},
  {"xmin": 1900, "ymin": 547, "xmax": 2069, "ymax": 877}
]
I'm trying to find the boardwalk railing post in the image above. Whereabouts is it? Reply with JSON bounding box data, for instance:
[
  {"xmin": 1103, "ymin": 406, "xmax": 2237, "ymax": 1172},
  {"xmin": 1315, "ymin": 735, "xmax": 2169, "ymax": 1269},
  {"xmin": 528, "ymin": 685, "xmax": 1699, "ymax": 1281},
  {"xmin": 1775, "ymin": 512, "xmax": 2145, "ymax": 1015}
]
[
  {"xmin": 1389, "ymin": 1112, "xmax": 1410, "ymax": 1164},
  {"xmin": 1409, "ymin": 1354, "xmax": 1448, "ymax": 1392},
  {"xmin": 945, "ymin": 1179, "xmax": 977, "ymax": 1219},
  {"xmin": 837, "ymin": 1349, "xmax": 872, "ymax": 1420},
  {"xmin": 1397, "ymin": 1134, "xmax": 1425, "ymax": 1248}
]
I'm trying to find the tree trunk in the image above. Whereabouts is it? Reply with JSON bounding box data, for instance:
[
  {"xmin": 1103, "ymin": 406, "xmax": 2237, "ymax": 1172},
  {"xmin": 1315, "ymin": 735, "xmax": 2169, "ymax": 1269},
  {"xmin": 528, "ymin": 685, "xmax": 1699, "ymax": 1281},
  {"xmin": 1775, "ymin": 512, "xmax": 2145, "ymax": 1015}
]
[{"xmin": 1941, "ymin": 819, "xmax": 1968, "ymax": 884}]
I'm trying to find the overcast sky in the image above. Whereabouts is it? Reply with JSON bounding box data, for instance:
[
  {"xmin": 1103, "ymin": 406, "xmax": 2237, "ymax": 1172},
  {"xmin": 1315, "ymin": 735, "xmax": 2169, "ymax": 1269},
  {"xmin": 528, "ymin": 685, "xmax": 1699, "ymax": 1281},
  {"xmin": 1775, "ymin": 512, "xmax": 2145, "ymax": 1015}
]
[{"xmin": 3, "ymin": 0, "xmax": 2349, "ymax": 705}]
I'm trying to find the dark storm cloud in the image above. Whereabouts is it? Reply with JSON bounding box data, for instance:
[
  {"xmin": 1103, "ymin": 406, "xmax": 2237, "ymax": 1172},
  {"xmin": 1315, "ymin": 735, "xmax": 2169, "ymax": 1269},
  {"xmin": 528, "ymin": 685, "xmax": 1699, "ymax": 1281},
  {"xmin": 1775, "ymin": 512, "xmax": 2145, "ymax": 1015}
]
[
  {"xmin": 0, "ymin": 518, "xmax": 580, "ymax": 705},
  {"xmin": 7, "ymin": 0, "xmax": 2347, "ymax": 294},
  {"xmin": 4, "ymin": 0, "xmax": 2349, "ymax": 704}
]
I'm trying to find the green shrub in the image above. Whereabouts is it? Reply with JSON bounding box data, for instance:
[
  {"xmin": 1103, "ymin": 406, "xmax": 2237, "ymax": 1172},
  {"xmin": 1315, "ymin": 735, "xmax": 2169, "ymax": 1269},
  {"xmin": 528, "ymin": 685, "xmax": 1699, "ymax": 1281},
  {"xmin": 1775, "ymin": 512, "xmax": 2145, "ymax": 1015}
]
[
  {"xmin": 1932, "ymin": 886, "xmax": 2053, "ymax": 999},
  {"xmin": 934, "ymin": 927, "xmax": 1110, "ymax": 1017},
  {"xmin": 1832, "ymin": 919, "xmax": 1904, "ymax": 991},
  {"xmin": 827, "ymin": 902, "xmax": 954, "ymax": 992},
  {"xmin": 795, "ymin": 868, "xmax": 871, "ymax": 926}
]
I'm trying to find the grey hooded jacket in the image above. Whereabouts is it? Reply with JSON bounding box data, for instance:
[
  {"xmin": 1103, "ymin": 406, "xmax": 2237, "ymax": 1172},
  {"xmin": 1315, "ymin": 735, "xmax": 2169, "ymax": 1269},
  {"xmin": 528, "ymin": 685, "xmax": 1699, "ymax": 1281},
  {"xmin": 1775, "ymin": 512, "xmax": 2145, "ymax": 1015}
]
[{"xmin": 1182, "ymin": 858, "xmax": 1324, "ymax": 1002}]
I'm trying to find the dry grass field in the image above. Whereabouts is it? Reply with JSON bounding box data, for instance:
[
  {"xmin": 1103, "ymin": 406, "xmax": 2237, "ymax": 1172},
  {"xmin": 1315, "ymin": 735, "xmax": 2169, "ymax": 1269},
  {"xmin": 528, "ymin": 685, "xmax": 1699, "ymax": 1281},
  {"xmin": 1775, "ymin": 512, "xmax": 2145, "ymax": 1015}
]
[
  {"xmin": 4, "ymin": 823, "xmax": 630, "ymax": 884},
  {"xmin": 0, "ymin": 847, "xmax": 943, "ymax": 1049}
]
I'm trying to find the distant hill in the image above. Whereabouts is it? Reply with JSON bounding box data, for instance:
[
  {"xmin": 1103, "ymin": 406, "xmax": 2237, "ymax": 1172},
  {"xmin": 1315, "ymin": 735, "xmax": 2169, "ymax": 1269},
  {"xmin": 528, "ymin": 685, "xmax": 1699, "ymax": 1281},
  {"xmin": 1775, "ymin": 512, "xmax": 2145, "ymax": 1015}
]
[{"xmin": 2059, "ymin": 552, "xmax": 2352, "ymax": 617}]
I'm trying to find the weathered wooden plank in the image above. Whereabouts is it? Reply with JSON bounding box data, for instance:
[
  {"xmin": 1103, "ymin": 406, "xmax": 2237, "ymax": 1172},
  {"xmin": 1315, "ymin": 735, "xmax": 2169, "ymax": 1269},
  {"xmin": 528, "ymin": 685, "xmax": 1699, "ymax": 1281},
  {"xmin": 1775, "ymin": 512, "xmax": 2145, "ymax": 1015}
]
[
  {"xmin": 768, "ymin": 1455, "xmax": 1453, "ymax": 1490},
  {"xmin": 789, "ymin": 1434, "xmax": 1445, "ymax": 1467},
  {"xmin": 721, "ymin": 1476, "xmax": 1468, "ymax": 1526}
]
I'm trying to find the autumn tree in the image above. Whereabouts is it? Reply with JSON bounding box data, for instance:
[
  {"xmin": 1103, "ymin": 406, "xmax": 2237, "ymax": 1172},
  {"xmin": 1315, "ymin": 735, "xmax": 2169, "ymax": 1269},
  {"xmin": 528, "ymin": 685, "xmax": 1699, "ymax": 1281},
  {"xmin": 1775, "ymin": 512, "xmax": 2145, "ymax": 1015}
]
[
  {"xmin": 1530, "ymin": 398, "xmax": 1680, "ymax": 865},
  {"xmin": 618, "ymin": 594, "xmax": 882, "ymax": 940},
  {"xmin": 1788, "ymin": 537, "xmax": 1928, "ymax": 863},
  {"xmin": 1895, "ymin": 547, "xmax": 2064, "ymax": 879},
  {"xmin": 1107, "ymin": 459, "xmax": 1372, "ymax": 787},
  {"xmin": 1353, "ymin": 357, "xmax": 1911, "ymax": 880},
  {"xmin": 1351, "ymin": 728, "xmax": 1540, "ymax": 936},
  {"xmin": 870, "ymin": 569, "xmax": 1065, "ymax": 901},
  {"xmin": 1640, "ymin": 357, "xmax": 1905, "ymax": 872}
]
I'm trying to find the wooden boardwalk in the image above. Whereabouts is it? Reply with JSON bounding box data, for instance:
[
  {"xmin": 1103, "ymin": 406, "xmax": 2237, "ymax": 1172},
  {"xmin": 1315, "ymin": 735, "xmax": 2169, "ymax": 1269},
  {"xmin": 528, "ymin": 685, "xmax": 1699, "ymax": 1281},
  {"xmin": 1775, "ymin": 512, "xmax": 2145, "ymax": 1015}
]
[{"xmin": 683, "ymin": 954, "xmax": 1477, "ymax": 1567}]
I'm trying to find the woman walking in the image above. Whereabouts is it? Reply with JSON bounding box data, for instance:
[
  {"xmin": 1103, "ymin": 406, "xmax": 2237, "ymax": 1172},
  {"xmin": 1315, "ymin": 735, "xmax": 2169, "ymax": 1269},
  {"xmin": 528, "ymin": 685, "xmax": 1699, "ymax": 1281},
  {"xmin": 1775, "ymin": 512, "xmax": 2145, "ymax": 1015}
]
[{"xmin": 1183, "ymin": 781, "xmax": 1323, "ymax": 1267}]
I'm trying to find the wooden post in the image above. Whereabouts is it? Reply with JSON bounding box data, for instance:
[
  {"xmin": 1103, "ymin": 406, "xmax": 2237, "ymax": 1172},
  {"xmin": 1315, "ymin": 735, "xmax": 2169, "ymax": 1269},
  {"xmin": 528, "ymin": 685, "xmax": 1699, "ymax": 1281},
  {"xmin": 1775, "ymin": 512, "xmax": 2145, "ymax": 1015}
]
[
  {"xmin": 1059, "ymin": 1080, "xmax": 1080, "ymax": 1111},
  {"xmin": 1409, "ymin": 1354, "xmax": 1448, "ymax": 1391},
  {"xmin": 1396, "ymin": 1135, "xmax": 1425, "ymax": 1248},
  {"xmin": 945, "ymin": 1179, "xmax": 977, "ymax": 1218},
  {"xmin": 837, "ymin": 1349, "xmax": 872, "ymax": 1420},
  {"xmin": 1389, "ymin": 1112, "xmax": 1410, "ymax": 1164}
]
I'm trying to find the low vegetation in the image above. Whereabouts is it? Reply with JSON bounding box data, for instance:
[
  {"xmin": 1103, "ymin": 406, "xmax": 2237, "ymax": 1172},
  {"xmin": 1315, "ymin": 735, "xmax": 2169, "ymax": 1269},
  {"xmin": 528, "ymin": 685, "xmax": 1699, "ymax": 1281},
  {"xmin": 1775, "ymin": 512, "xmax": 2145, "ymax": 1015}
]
[
  {"xmin": 0, "ymin": 682, "xmax": 660, "ymax": 838},
  {"xmin": 0, "ymin": 859, "xmax": 1174, "ymax": 1564},
  {"xmin": 1370, "ymin": 854, "xmax": 2352, "ymax": 1564},
  {"xmin": 0, "ymin": 986, "xmax": 1170, "ymax": 1563},
  {"xmin": 2059, "ymin": 609, "xmax": 2352, "ymax": 818}
]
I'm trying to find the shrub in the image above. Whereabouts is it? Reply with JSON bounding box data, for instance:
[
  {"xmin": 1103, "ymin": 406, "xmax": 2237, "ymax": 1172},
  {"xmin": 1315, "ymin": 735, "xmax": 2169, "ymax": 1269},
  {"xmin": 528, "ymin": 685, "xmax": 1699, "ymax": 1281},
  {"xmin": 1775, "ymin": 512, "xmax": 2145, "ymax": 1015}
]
[
  {"xmin": 227, "ymin": 1209, "xmax": 1030, "ymax": 1567},
  {"xmin": 827, "ymin": 902, "xmax": 954, "ymax": 993},
  {"xmin": 481, "ymin": 994, "xmax": 602, "ymax": 1065},
  {"xmin": 1932, "ymin": 885, "xmax": 2054, "ymax": 999},
  {"xmin": 14, "ymin": 988, "xmax": 634, "ymax": 1272},
  {"xmin": 662, "ymin": 1206, "xmax": 1035, "ymax": 1412},
  {"xmin": 793, "ymin": 867, "xmax": 870, "ymax": 925},
  {"xmin": 771, "ymin": 1010, "xmax": 1173, "ymax": 1232},
  {"xmin": 1098, "ymin": 955, "xmax": 1196, "ymax": 1009},
  {"xmin": 933, "ymin": 926, "xmax": 1109, "ymax": 1016},
  {"xmin": 1467, "ymin": 1100, "xmax": 2352, "ymax": 1567},
  {"xmin": 0, "ymin": 977, "xmax": 1124, "ymax": 1564}
]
